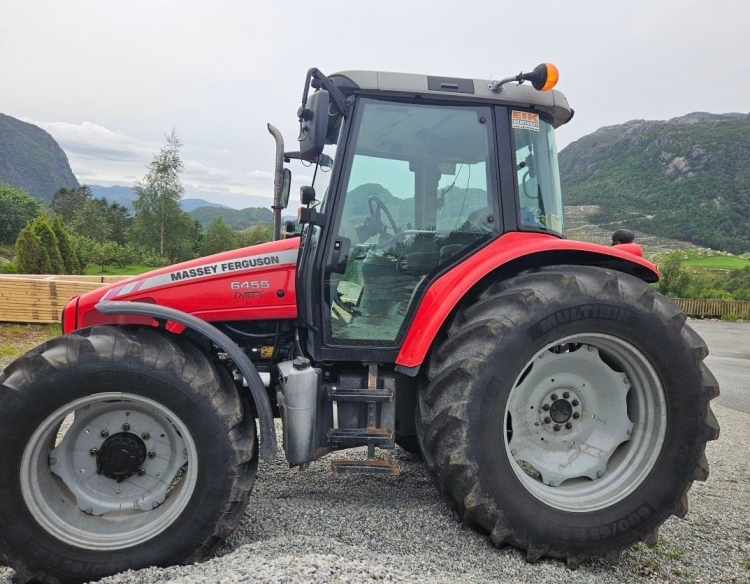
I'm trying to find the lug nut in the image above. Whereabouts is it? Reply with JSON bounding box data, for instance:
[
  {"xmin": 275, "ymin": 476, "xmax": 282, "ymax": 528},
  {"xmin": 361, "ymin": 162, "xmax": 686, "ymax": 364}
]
[
  {"xmin": 137, "ymin": 468, "xmax": 146, "ymax": 476},
  {"xmin": 122, "ymin": 423, "xmax": 130, "ymax": 432},
  {"xmin": 553, "ymin": 424, "xmax": 561, "ymax": 432},
  {"xmin": 89, "ymin": 448, "xmax": 98, "ymax": 456},
  {"xmin": 563, "ymin": 392, "xmax": 570, "ymax": 399},
  {"xmin": 544, "ymin": 416, "xmax": 552, "ymax": 424},
  {"xmin": 141, "ymin": 432, "xmax": 150, "ymax": 440},
  {"xmin": 148, "ymin": 450, "xmax": 156, "ymax": 459},
  {"xmin": 542, "ymin": 404, "xmax": 550, "ymax": 411},
  {"xmin": 551, "ymin": 393, "xmax": 558, "ymax": 401},
  {"xmin": 572, "ymin": 399, "xmax": 579, "ymax": 407},
  {"xmin": 565, "ymin": 422, "xmax": 572, "ymax": 430},
  {"xmin": 573, "ymin": 412, "xmax": 580, "ymax": 419},
  {"xmin": 100, "ymin": 430, "xmax": 109, "ymax": 438}
]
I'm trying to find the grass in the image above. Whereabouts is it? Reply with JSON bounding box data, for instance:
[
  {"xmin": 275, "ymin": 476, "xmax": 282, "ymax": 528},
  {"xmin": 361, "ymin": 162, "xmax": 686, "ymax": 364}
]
[
  {"xmin": 673, "ymin": 249, "xmax": 750, "ymax": 270},
  {"xmin": 0, "ymin": 323, "xmax": 60, "ymax": 367},
  {"xmin": 84, "ymin": 264, "xmax": 151, "ymax": 276},
  {"xmin": 682, "ymin": 255, "xmax": 750, "ymax": 270},
  {"xmin": 653, "ymin": 539, "xmax": 685, "ymax": 560}
]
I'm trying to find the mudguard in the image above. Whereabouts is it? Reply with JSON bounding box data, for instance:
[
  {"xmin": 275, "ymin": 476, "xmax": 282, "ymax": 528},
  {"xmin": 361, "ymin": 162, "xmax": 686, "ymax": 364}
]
[
  {"xmin": 96, "ymin": 300, "xmax": 278, "ymax": 462},
  {"xmin": 395, "ymin": 232, "xmax": 659, "ymax": 369}
]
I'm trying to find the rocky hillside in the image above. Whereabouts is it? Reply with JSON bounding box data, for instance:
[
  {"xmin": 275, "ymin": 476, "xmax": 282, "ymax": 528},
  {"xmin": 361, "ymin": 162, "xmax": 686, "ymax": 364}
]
[
  {"xmin": 560, "ymin": 112, "xmax": 750, "ymax": 254},
  {"xmin": 0, "ymin": 113, "xmax": 79, "ymax": 203}
]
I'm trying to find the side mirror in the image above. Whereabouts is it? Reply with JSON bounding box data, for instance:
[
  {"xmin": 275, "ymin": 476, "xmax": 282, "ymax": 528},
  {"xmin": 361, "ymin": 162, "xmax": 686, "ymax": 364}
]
[
  {"xmin": 280, "ymin": 168, "xmax": 292, "ymax": 209},
  {"xmin": 298, "ymin": 90, "xmax": 330, "ymax": 162},
  {"xmin": 318, "ymin": 153, "xmax": 334, "ymax": 170}
]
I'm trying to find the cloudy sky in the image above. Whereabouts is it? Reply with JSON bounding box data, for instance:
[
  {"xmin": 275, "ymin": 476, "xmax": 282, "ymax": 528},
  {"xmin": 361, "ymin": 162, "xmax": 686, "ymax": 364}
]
[{"xmin": 2, "ymin": 0, "xmax": 748, "ymax": 208}]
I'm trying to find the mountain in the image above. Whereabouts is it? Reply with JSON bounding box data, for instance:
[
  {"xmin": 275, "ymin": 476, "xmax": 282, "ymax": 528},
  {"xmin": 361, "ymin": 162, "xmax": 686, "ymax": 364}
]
[
  {"xmin": 189, "ymin": 206, "xmax": 272, "ymax": 230},
  {"xmin": 87, "ymin": 185, "xmax": 229, "ymax": 212},
  {"xmin": 0, "ymin": 113, "xmax": 79, "ymax": 203},
  {"xmin": 87, "ymin": 184, "xmax": 137, "ymax": 208},
  {"xmin": 182, "ymin": 198, "xmax": 229, "ymax": 212},
  {"xmin": 559, "ymin": 112, "xmax": 750, "ymax": 254}
]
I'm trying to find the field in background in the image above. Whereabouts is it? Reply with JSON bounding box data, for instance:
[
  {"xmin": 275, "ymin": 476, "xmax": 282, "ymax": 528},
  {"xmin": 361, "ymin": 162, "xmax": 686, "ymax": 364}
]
[{"xmin": 679, "ymin": 251, "xmax": 750, "ymax": 270}]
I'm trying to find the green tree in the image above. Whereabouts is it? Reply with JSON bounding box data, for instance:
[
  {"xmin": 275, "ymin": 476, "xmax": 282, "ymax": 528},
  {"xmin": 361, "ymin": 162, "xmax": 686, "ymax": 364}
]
[
  {"xmin": 72, "ymin": 198, "xmax": 111, "ymax": 243},
  {"xmin": 31, "ymin": 215, "xmax": 64, "ymax": 273},
  {"xmin": 200, "ymin": 217, "xmax": 237, "ymax": 256},
  {"xmin": 51, "ymin": 186, "xmax": 92, "ymax": 223},
  {"xmin": 130, "ymin": 130, "xmax": 196, "ymax": 260},
  {"xmin": 15, "ymin": 225, "xmax": 52, "ymax": 274},
  {"xmin": 0, "ymin": 183, "xmax": 41, "ymax": 244},
  {"xmin": 91, "ymin": 241, "xmax": 120, "ymax": 273},
  {"xmin": 51, "ymin": 215, "xmax": 81, "ymax": 274},
  {"xmin": 105, "ymin": 201, "xmax": 132, "ymax": 245},
  {"xmin": 656, "ymin": 253, "xmax": 695, "ymax": 298},
  {"xmin": 72, "ymin": 235, "xmax": 98, "ymax": 272},
  {"xmin": 236, "ymin": 223, "xmax": 273, "ymax": 247}
]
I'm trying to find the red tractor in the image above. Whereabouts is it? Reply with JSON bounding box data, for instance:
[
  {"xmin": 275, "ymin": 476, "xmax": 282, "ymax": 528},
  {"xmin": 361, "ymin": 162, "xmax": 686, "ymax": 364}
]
[{"xmin": 0, "ymin": 64, "xmax": 719, "ymax": 582}]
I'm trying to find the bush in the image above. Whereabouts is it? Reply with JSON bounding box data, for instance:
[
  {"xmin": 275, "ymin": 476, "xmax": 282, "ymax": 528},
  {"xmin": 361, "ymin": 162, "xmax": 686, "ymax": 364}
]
[
  {"xmin": 141, "ymin": 252, "xmax": 171, "ymax": 267},
  {"xmin": 0, "ymin": 262, "xmax": 18, "ymax": 274}
]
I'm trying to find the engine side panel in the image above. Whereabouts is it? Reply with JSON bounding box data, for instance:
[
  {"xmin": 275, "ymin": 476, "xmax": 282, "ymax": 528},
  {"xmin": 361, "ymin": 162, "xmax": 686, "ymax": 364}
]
[{"xmin": 69, "ymin": 238, "xmax": 300, "ymax": 333}]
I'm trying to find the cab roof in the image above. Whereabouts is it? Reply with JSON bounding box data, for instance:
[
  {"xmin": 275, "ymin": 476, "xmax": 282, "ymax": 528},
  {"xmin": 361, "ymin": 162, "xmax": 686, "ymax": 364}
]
[{"xmin": 330, "ymin": 70, "xmax": 574, "ymax": 128}]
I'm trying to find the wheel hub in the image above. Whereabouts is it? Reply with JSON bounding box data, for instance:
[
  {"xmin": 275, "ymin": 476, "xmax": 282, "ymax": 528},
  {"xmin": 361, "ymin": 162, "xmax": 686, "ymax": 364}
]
[
  {"xmin": 550, "ymin": 399, "xmax": 573, "ymax": 423},
  {"xmin": 96, "ymin": 432, "xmax": 147, "ymax": 482},
  {"xmin": 539, "ymin": 389, "xmax": 582, "ymax": 434}
]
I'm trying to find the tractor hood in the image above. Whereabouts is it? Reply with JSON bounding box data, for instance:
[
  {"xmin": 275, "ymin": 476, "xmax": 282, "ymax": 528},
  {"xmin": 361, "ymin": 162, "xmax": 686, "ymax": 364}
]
[{"xmin": 66, "ymin": 238, "xmax": 300, "ymax": 333}]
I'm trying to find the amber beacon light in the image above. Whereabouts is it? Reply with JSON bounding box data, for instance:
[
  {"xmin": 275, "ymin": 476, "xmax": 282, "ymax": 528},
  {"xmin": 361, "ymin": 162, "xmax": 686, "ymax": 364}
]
[{"xmin": 489, "ymin": 62, "xmax": 560, "ymax": 93}]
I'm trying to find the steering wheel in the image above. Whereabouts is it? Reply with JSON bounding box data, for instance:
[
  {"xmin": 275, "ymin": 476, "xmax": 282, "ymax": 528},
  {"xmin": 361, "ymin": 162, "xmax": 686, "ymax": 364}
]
[
  {"xmin": 521, "ymin": 171, "xmax": 537, "ymax": 200},
  {"xmin": 368, "ymin": 195, "xmax": 399, "ymax": 236}
]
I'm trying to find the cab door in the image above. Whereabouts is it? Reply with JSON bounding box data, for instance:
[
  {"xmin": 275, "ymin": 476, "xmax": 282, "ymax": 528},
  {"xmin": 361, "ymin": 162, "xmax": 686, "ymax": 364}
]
[{"xmin": 318, "ymin": 97, "xmax": 501, "ymax": 361}]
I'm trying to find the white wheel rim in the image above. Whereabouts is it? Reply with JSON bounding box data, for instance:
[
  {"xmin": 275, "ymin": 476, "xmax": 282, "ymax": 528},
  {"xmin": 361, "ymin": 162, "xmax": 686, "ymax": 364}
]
[
  {"xmin": 21, "ymin": 392, "xmax": 199, "ymax": 550},
  {"xmin": 504, "ymin": 334, "xmax": 667, "ymax": 512}
]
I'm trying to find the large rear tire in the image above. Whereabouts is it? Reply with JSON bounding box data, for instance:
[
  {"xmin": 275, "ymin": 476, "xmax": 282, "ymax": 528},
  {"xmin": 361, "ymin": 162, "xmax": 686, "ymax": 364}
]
[
  {"xmin": 418, "ymin": 266, "xmax": 719, "ymax": 566},
  {"xmin": 0, "ymin": 326, "xmax": 258, "ymax": 583}
]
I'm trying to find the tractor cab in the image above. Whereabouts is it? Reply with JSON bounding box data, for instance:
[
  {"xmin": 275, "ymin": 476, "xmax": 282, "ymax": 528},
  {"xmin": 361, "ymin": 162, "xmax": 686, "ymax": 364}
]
[{"xmin": 274, "ymin": 66, "xmax": 573, "ymax": 362}]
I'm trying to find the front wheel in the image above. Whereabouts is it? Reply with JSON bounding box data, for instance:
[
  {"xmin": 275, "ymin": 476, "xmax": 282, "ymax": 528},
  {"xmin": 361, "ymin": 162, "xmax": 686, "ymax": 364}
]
[
  {"xmin": 0, "ymin": 326, "xmax": 258, "ymax": 583},
  {"xmin": 418, "ymin": 266, "xmax": 719, "ymax": 566}
]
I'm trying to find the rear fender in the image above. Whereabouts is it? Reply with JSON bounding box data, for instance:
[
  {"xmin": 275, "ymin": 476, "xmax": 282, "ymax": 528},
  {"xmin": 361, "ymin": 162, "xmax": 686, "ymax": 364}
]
[
  {"xmin": 395, "ymin": 232, "xmax": 659, "ymax": 370},
  {"xmin": 96, "ymin": 301, "xmax": 278, "ymax": 462}
]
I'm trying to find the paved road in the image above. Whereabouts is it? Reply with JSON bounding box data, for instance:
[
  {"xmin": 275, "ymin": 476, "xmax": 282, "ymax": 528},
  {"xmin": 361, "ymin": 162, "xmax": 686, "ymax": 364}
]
[{"xmin": 688, "ymin": 319, "xmax": 750, "ymax": 414}]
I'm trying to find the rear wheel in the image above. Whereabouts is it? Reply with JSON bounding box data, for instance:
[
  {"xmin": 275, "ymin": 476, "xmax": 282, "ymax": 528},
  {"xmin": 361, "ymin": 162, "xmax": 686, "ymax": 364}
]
[
  {"xmin": 418, "ymin": 266, "xmax": 719, "ymax": 565},
  {"xmin": 0, "ymin": 326, "xmax": 258, "ymax": 583}
]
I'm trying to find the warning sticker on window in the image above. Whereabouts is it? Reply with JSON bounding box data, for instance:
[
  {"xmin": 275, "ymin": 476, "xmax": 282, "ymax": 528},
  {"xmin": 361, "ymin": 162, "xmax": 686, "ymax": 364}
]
[{"xmin": 512, "ymin": 110, "xmax": 540, "ymax": 132}]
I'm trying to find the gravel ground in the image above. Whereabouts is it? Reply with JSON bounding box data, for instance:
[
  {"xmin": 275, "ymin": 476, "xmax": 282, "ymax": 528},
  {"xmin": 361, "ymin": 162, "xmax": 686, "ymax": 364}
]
[{"xmin": 1, "ymin": 403, "xmax": 747, "ymax": 584}]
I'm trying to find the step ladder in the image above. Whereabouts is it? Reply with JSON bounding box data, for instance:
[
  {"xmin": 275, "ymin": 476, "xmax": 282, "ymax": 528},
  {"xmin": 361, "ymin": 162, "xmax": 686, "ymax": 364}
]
[{"xmin": 328, "ymin": 364, "xmax": 401, "ymax": 476}]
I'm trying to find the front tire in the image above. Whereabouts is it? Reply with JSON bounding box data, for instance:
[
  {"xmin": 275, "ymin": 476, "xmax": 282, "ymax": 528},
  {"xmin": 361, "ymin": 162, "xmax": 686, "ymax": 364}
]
[
  {"xmin": 418, "ymin": 266, "xmax": 719, "ymax": 565},
  {"xmin": 0, "ymin": 326, "xmax": 258, "ymax": 583}
]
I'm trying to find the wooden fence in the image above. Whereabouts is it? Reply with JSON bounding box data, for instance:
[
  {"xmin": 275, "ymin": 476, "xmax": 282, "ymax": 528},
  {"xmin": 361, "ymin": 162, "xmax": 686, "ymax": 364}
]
[
  {"xmin": 672, "ymin": 298, "xmax": 750, "ymax": 319},
  {"xmin": 0, "ymin": 275, "xmax": 126, "ymax": 324}
]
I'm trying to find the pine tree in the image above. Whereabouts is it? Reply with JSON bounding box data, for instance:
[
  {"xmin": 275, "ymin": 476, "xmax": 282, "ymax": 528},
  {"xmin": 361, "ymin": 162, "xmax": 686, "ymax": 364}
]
[
  {"xmin": 51, "ymin": 215, "xmax": 81, "ymax": 274},
  {"xmin": 31, "ymin": 215, "xmax": 64, "ymax": 273},
  {"xmin": 15, "ymin": 226, "xmax": 52, "ymax": 274}
]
